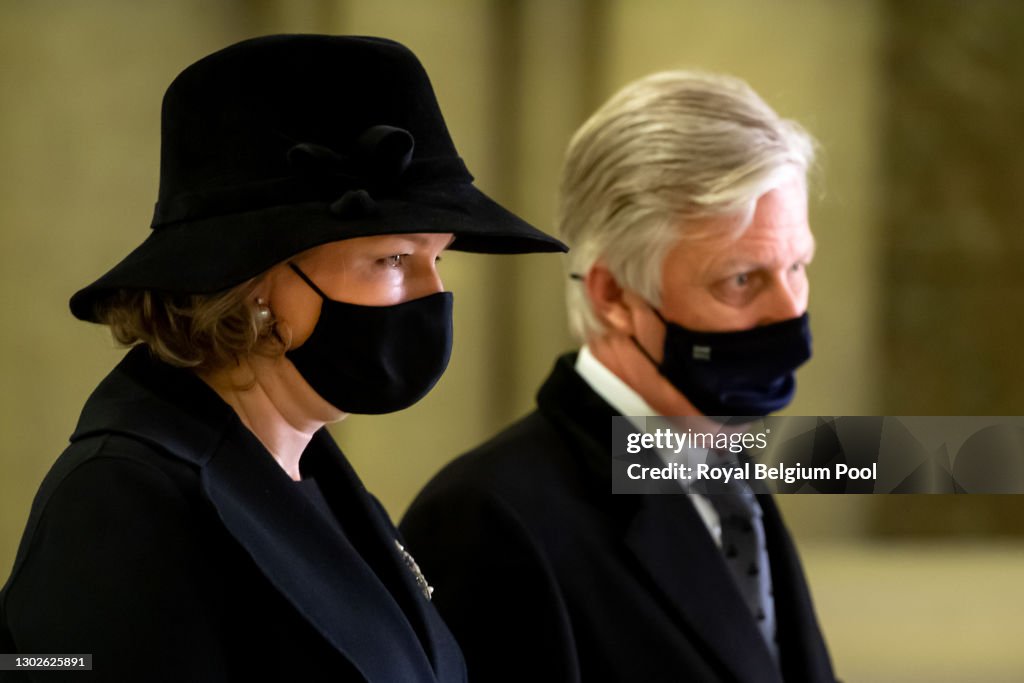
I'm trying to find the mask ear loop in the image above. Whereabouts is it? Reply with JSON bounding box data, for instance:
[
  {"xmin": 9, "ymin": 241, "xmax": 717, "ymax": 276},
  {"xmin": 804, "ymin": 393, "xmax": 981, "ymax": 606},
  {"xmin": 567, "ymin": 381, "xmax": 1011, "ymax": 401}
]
[
  {"xmin": 630, "ymin": 299, "xmax": 670, "ymax": 368},
  {"xmin": 289, "ymin": 262, "xmax": 330, "ymax": 300},
  {"xmin": 630, "ymin": 335, "xmax": 661, "ymax": 368},
  {"xmin": 633, "ymin": 306, "xmax": 679, "ymax": 368}
]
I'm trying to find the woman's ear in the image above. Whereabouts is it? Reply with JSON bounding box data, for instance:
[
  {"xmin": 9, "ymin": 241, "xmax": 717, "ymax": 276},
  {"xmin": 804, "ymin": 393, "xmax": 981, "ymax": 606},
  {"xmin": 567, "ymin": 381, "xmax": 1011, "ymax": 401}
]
[{"xmin": 584, "ymin": 261, "xmax": 640, "ymax": 336}]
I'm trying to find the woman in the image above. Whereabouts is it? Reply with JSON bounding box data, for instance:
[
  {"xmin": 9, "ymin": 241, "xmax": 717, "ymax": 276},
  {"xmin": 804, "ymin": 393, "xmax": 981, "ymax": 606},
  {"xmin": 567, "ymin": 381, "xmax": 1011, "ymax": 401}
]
[{"xmin": 0, "ymin": 35, "xmax": 563, "ymax": 681}]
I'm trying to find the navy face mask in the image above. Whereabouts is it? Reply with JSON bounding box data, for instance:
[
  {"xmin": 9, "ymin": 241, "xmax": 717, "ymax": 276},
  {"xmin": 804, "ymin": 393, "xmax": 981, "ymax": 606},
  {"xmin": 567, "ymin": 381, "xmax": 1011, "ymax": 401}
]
[
  {"xmin": 632, "ymin": 309, "xmax": 812, "ymax": 417},
  {"xmin": 284, "ymin": 263, "xmax": 453, "ymax": 414}
]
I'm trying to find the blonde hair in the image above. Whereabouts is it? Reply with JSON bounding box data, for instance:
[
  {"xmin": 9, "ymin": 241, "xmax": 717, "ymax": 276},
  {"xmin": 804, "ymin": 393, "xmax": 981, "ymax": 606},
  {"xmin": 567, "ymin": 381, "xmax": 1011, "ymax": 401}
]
[
  {"xmin": 96, "ymin": 278, "xmax": 286, "ymax": 371},
  {"xmin": 558, "ymin": 70, "xmax": 816, "ymax": 340}
]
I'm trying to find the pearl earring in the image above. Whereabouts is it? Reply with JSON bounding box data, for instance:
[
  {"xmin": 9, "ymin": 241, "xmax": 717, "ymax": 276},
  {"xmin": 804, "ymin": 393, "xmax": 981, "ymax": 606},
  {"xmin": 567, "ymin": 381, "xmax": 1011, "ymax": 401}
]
[{"xmin": 255, "ymin": 298, "xmax": 272, "ymax": 324}]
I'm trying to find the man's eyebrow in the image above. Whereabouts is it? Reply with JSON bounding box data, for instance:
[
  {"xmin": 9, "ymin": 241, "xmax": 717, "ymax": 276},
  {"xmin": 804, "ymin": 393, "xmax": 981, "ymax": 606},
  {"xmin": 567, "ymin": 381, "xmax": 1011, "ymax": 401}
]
[
  {"xmin": 715, "ymin": 240, "xmax": 817, "ymax": 272},
  {"xmin": 715, "ymin": 258, "xmax": 760, "ymax": 272}
]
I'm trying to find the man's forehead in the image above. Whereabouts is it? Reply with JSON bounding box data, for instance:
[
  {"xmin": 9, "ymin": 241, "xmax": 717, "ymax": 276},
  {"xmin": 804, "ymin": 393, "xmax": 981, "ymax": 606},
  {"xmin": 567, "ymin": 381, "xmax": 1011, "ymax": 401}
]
[
  {"xmin": 666, "ymin": 217, "xmax": 814, "ymax": 280},
  {"xmin": 712, "ymin": 229, "xmax": 817, "ymax": 267}
]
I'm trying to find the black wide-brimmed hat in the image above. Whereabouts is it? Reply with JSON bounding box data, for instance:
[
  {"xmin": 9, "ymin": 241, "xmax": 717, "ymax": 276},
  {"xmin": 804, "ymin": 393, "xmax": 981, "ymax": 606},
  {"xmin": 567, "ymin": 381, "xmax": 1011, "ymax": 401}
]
[{"xmin": 70, "ymin": 34, "xmax": 565, "ymax": 322}]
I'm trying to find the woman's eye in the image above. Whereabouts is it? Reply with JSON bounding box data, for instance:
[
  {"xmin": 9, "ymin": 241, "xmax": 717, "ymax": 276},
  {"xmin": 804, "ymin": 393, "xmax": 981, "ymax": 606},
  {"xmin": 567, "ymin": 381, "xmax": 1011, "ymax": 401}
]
[
  {"xmin": 435, "ymin": 254, "xmax": 443, "ymax": 264},
  {"xmin": 733, "ymin": 272, "xmax": 750, "ymax": 287},
  {"xmin": 380, "ymin": 254, "xmax": 406, "ymax": 268},
  {"xmin": 790, "ymin": 262, "xmax": 804, "ymax": 273}
]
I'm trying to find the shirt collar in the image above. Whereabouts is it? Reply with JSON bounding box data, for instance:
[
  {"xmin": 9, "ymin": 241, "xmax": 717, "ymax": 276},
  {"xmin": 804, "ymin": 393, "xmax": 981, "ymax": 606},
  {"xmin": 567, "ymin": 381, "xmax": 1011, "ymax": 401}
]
[
  {"xmin": 573, "ymin": 345, "xmax": 715, "ymax": 465},
  {"xmin": 574, "ymin": 344, "xmax": 659, "ymax": 420},
  {"xmin": 573, "ymin": 346, "xmax": 721, "ymax": 541}
]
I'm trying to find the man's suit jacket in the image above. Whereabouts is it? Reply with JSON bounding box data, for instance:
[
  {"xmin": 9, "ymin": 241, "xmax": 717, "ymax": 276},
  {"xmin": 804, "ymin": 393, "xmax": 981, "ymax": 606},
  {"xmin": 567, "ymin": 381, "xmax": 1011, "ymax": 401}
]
[
  {"xmin": 0, "ymin": 346, "xmax": 466, "ymax": 682},
  {"xmin": 400, "ymin": 354, "xmax": 836, "ymax": 683}
]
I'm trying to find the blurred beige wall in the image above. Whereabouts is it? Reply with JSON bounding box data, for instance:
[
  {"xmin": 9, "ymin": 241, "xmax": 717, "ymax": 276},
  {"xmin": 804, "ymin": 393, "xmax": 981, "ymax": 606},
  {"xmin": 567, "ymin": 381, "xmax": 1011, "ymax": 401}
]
[
  {"xmin": 0, "ymin": 0, "xmax": 258, "ymax": 576},
  {"xmin": 3, "ymin": 1, "xmax": 1023, "ymax": 680}
]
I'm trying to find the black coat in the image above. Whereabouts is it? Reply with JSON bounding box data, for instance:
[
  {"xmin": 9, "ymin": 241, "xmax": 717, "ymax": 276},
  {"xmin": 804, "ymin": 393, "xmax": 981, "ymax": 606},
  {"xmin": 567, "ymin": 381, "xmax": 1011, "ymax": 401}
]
[
  {"xmin": 0, "ymin": 347, "xmax": 466, "ymax": 683},
  {"xmin": 400, "ymin": 354, "xmax": 836, "ymax": 683}
]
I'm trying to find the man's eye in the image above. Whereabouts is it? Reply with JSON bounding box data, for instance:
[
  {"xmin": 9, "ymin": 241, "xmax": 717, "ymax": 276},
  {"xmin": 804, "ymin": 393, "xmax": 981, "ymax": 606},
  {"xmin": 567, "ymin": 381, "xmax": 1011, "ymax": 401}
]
[
  {"xmin": 380, "ymin": 254, "xmax": 406, "ymax": 267},
  {"xmin": 790, "ymin": 262, "xmax": 804, "ymax": 273},
  {"xmin": 733, "ymin": 272, "xmax": 750, "ymax": 287}
]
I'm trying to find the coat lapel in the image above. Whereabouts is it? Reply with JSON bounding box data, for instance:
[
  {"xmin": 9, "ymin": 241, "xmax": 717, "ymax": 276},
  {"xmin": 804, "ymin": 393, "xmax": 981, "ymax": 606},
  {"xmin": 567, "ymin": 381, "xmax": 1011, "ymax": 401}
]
[
  {"xmin": 623, "ymin": 494, "xmax": 783, "ymax": 683},
  {"xmin": 301, "ymin": 431, "xmax": 465, "ymax": 681},
  {"xmin": 538, "ymin": 354, "xmax": 783, "ymax": 683},
  {"xmin": 72, "ymin": 348, "xmax": 441, "ymax": 682},
  {"xmin": 202, "ymin": 421, "xmax": 438, "ymax": 682}
]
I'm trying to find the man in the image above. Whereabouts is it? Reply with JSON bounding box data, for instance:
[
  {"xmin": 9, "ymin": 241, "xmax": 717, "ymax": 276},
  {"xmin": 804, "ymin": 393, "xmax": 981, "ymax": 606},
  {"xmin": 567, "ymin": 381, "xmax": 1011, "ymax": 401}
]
[{"xmin": 400, "ymin": 71, "xmax": 836, "ymax": 683}]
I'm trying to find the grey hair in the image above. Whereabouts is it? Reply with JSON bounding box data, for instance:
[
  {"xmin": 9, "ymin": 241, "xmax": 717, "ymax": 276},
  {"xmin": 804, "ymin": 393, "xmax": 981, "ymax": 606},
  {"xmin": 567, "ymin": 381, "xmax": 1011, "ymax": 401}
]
[{"xmin": 558, "ymin": 70, "xmax": 816, "ymax": 341}]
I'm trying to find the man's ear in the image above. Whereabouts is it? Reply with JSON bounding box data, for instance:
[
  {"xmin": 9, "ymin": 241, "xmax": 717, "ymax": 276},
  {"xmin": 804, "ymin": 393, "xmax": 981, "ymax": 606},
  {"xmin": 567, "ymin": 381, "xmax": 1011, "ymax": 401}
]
[{"xmin": 584, "ymin": 261, "xmax": 640, "ymax": 336}]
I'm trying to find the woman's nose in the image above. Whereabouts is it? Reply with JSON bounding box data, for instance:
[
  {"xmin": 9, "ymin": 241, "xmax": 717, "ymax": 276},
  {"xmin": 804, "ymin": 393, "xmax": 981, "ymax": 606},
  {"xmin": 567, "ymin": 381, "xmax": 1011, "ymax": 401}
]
[{"xmin": 408, "ymin": 260, "xmax": 445, "ymax": 300}]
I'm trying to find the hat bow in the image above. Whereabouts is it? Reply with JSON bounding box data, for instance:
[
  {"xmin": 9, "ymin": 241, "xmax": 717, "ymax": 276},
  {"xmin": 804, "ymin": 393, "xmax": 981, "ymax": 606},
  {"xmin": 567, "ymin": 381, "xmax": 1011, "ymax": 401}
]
[{"xmin": 287, "ymin": 125, "xmax": 415, "ymax": 219}]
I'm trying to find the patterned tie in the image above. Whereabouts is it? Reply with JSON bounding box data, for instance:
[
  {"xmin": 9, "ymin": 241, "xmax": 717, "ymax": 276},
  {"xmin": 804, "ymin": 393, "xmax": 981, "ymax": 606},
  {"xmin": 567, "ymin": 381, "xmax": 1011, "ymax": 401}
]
[{"xmin": 704, "ymin": 475, "xmax": 779, "ymax": 664}]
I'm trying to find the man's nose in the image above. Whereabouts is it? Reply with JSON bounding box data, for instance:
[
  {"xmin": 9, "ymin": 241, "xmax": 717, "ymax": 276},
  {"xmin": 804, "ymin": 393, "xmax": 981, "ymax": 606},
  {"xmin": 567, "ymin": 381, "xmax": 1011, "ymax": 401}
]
[{"xmin": 758, "ymin": 274, "xmax": 805, "ymax": 325}]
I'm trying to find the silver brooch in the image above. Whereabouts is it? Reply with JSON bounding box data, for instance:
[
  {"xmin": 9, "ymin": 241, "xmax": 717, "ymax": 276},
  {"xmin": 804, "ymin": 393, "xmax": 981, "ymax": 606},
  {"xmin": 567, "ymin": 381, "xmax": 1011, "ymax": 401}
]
[{"xmin": 395, "ymin": 540, "xmax": 434, "ymax": 601}]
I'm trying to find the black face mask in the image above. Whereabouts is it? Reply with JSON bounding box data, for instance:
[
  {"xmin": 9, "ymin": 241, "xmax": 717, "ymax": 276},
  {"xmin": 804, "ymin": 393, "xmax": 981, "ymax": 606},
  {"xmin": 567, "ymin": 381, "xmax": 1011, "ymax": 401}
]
[
  {"xmin": 632, "ymin": 309, "xmax": 812, "ymax": 417},
  {"xmin": 285, "ymin": 263, "xmax": 453, "ymax": 414}
]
